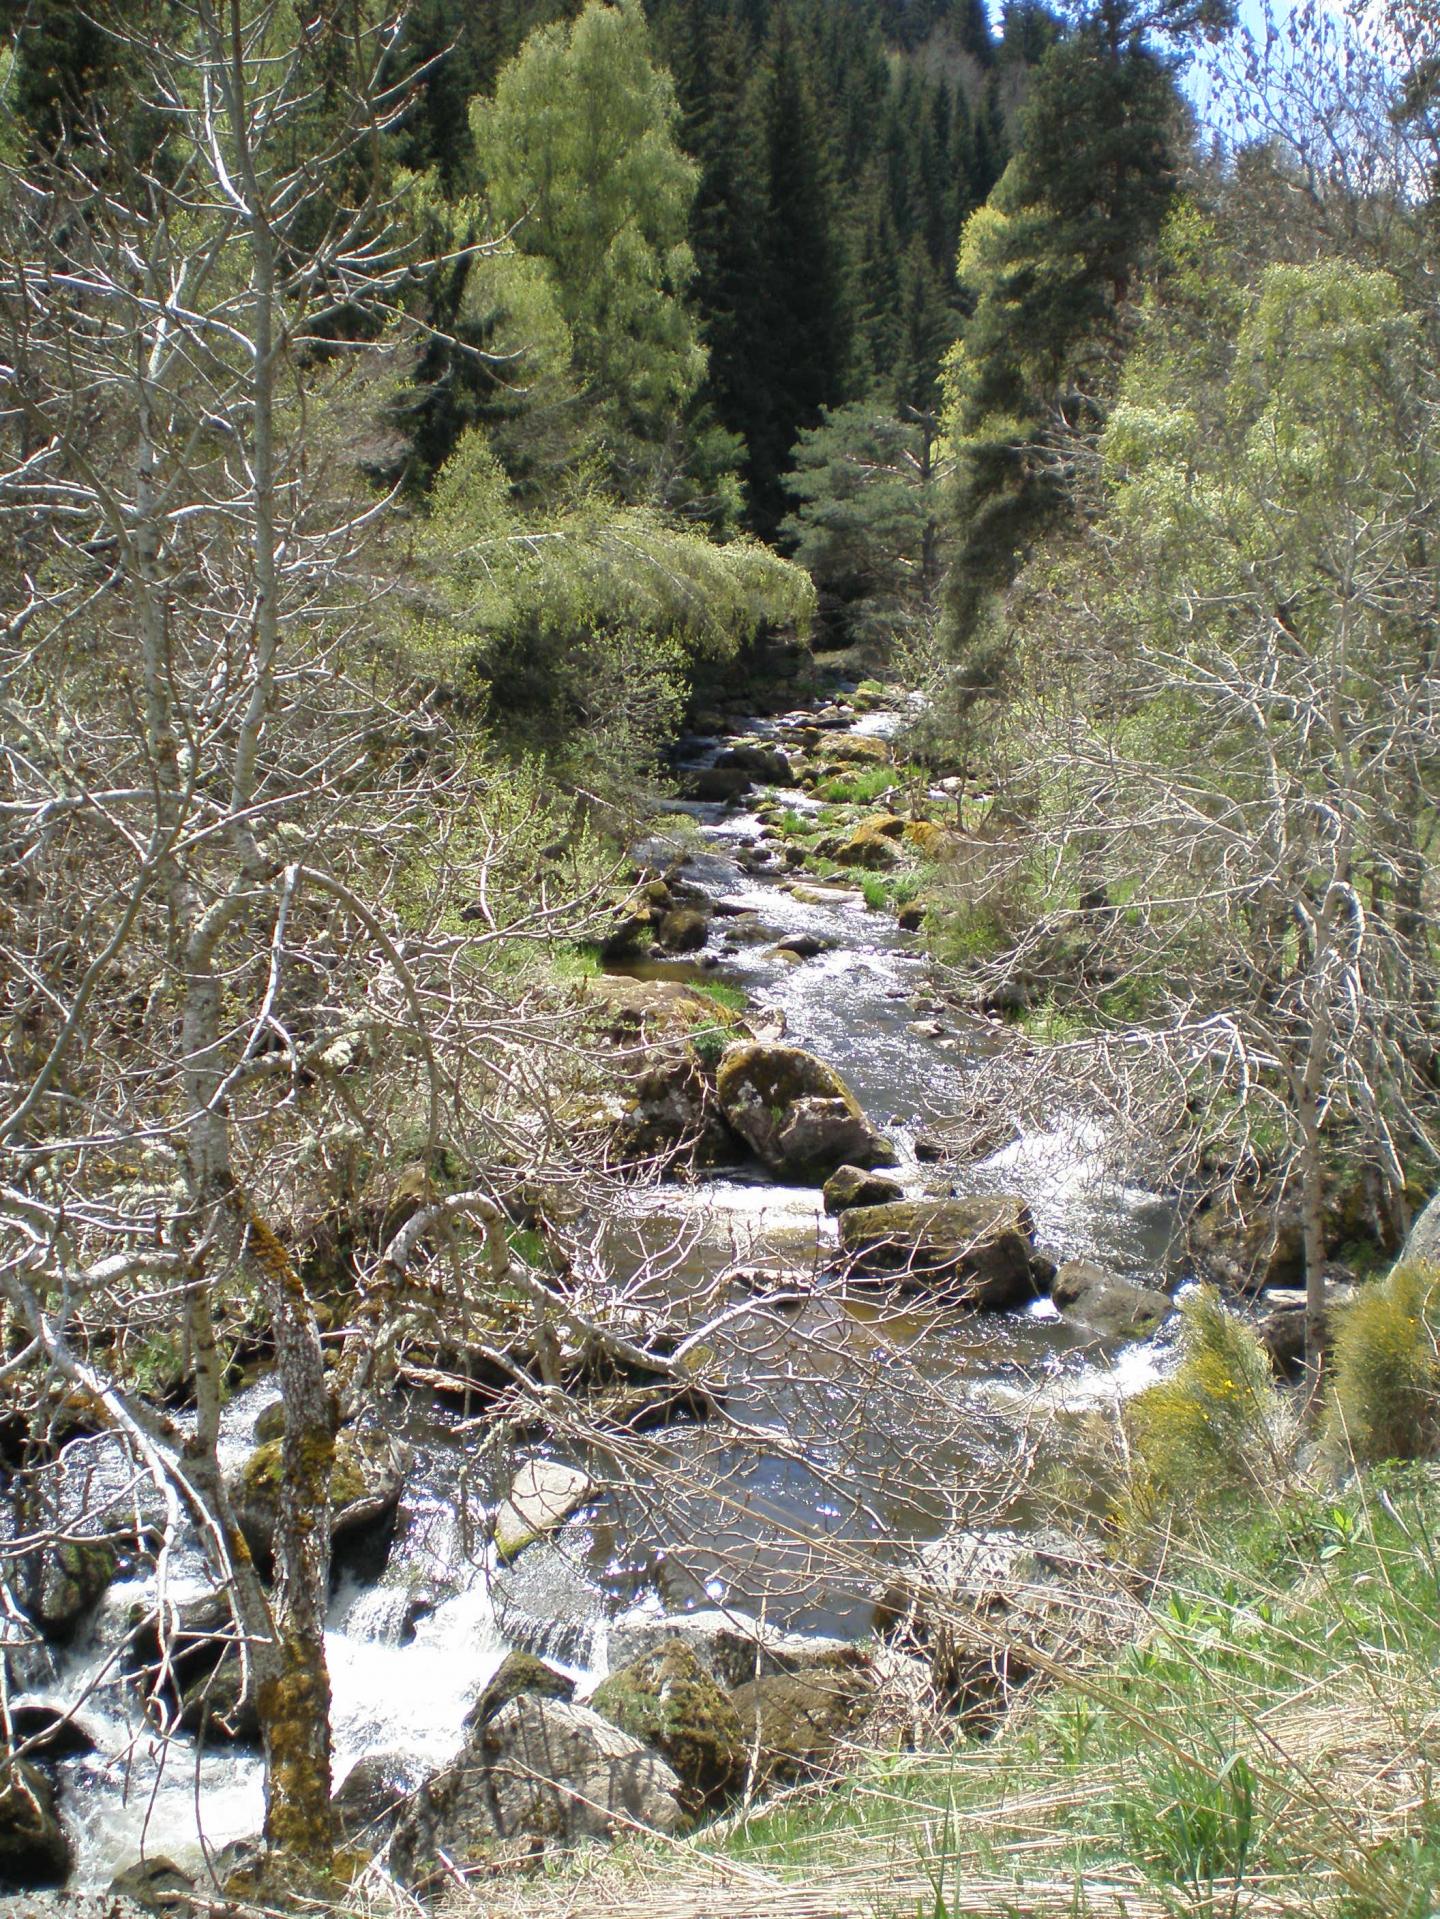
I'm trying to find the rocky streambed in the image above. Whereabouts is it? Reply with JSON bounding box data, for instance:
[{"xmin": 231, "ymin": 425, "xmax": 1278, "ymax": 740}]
[{"xmin": 0, "ymin": 674, "xmax": 1185, "ymax": 1899}]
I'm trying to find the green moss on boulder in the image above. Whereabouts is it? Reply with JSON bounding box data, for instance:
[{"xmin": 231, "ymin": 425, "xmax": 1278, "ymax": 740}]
[{"xmin": 591, "ymin": 1639, "xmax": 746, "ymax": 1812}]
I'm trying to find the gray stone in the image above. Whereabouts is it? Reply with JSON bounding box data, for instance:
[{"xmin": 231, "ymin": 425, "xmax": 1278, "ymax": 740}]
[
  {"xmin": 605, "ymin": 1607, "xmax": 856, "ymax": 1690},
  {"xmin": 837, "ymin": 1196, "xmax": 1044, "ymax": 1310},
  {"xmin": 716, "ymin": 1043, "xmax": 895, "ymax": 1182},
  {"xmin": 1405, "ymin": 1191, "xmax": 1440, "ymax": 1267},
  {"xmin": 390, "ymin": 1697, "xmax": 684, "ymax": 1889},
  {"xmin": 0, "ymin": 1760, "xmax": 71, "ymax": 1891},
  {"xmin": 822, "ymin": 1165, "xmax": 905, "ymax": 1215},
  {"xmin": 1051, "ymin": 1261, "xmax": 1171, "ymax": 1339},
  {"xmin": 728, "ymin": 1667, "xmax": 874, "ymax": 1786},
  {"xmin": 494, "ymin": 1459, "xmax": 593, "ymax": 1564}
]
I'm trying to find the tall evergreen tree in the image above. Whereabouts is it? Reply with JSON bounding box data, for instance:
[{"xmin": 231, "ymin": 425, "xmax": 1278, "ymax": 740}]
[{"xmin": 747, "ymin": 7, "xmax": 856, "ymax": 534}]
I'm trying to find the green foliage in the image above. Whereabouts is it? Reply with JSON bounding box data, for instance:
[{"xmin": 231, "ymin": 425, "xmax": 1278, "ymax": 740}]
[
  {"xmin": 470, "ymin": 0, "xmax": 708, "ymax": 501},
  {"xmin": 692, "ymin": 978, "xmax": 747, "ymax": 1015},
  {"xmin": 1117, "ymin": 1746, "xmax": 1257, "ymax": 1893},
  {"xmin": 1329, "ymin": 1262, "xmax": 1440, "ymax": 1466},
  {"xmin": 1123, "ymin": 1289, "xmax": 1290, "ymax": 1524},
  {"xmin": 813, "ymin": 766, "xmax": 897, "ymax": 805}
]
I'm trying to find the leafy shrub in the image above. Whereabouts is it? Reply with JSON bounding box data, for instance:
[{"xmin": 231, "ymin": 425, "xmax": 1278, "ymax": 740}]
[
  {"xmin": 1328, "ymin": 1261, "xmax": 1440, "ymax": 1464},
  {"xmin": 1124, "ymin": 1288, "xmax": 1292, "ymax": 1525}
]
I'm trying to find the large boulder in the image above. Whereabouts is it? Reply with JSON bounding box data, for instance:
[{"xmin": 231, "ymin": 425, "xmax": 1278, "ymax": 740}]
[
  {"xmin": 1051, "ymin": 1261, "xmax": 1171, "ymax": 1340},
  {"xmin": 332, "ymin": 1752, "xmax": 414, "ymax": 1850},
  {"xmin": 728, "ymin": 1667, "xmax": 874, "ymax": 1787},
  {"xmin": 656, "ymin": 907, "xmax": 710, "ymax": 954},
  {"xmin": 716, "ymin": 741, "xmax": 795, "ymax": 786},
  {"xmin": 716, "ymin": 1043, "xmax": 896, "ymax": 1182},
  {"xmin": 1404, "ymin": 1191, "xmax": 1440, "ymax": 1266},
  {"xmin": 230, "ymin": 1420, "xmax": 410, "ymax": 1578},
  {"xmin": 590, "ymin": 1640, "xmax": 746, "ymax": 1813},
  {"xmin": 837, "ymin": 1196, "xmax": 1047, "ymax": 1310},
  {"xmin": 0, "ymin": 1759, "xmax": 72, "ymax": 1891},
  {"xmin": 822, "ymin": 1164, "xmax": 905, "ymax": 1215},
  {"xmin": 605, "ymin": 1607, "xmax": 857, "ymax": 1690},
  {"xmin": 389, "ymin": 1697, "xmax": 684, "ymax": 1889}
]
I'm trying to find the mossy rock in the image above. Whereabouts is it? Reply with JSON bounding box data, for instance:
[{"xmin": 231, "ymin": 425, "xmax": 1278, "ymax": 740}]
[
  {"xmin": 823, "ymin": 1164, "xmax": 905, "ymax": 1214},
  {"xmin": 464, "ymin": 1652, "xmax": 574, "ymax": 1735},
  {"xmin": 656, "ymin": 907, "xmax": 710, "ymax": 954},
  {"xmin": 727, "ymin": 1668, "xmax": 873, "ymax": 1787},
  {"xmin": 837, "ymin": 1196, "xmax": 1044, "ymax": 1310},
  {"xmin": 591, "ymin": 1640, "xmax": 746, "ymax": 1812},
  {"xmin": 901, "ymin": 819, "xmax": 957, "ymax": 859},
  {"xmin": 715, "ymin": 1043, "xmax": 894, "ymax": 1182},
  {"xmin": 1051, "ymin": 1261, "xmax": 1171, "ymax": 1340},
  {"xmin": 832, "ymin": 820, "xmax": 904, "ymax": 870},
  {"xmin": 231, "ymin": 1422, "xmax": 409, "ymax": 1576}
]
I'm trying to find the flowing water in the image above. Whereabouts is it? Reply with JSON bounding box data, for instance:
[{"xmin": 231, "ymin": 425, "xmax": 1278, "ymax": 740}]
[{"xmin": 14, "ymin": 688, "xmax": 1179, "ymax": 1886}]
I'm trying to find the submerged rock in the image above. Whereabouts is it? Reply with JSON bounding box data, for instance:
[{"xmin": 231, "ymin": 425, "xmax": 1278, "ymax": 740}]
[
  {"xmin": 1051, "ymin": 1261, "xmax": 1171, "ymax": 1339},
  {"xmin": 390, "ymin": 1697, "xmax": 684, "ymax": 1888},
  {"xmin": 108, "ymin": 1856, "xmax": 196, "ymax": 1910},
  {"xmin": 591, "ymin": 1640, "xmax": 746, "ymax": 1812},
  {"xmin": 715, "ymin": 1042, "xmax": 896, "ymax": 1182},
  {"xmin": 837, "ymin": 1196, "xmax": 1047, "ymax": 1310}
]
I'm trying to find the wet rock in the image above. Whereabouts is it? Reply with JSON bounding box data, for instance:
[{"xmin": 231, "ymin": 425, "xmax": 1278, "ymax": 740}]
[
  {"xmin": 332, "ymin": 1753, "xmax": 413, "ymax": 1849},
  {"xmin": 837, "ymin": 1196, "xmax": 1046, "ymax": 1310},
  {"xmin": 789, "ymin": 883, "xmax": 863, "ymax": 907},
  {"xmin": 897, "ymin": 901, "xmax": 928, "ymax": 932},
  {"xmin": 231, "ymin": 1421, "xmax": 410, "ymax": 1579},
  {"xmin": 656, "ymin": 907, "xmax": 710, "ymax": 954},
  {"xmin": 600, "ymin": 906, "xmax": 655, "ymax": 961},
  {"xmin": 875, "ymin": 1530, "xmax": 1139, "ymax": 1722},
  {"xmin": 127, "ymin": 1591, "xmax": 258, "ymax": 1742},
  {"xmin": 591, "ymin": 1640, "xmax": 745, "ymax": 1812},
  {"xmin": 0, "ymin": 1759, "xmax": 71, "ymax": 1891},
  {"xmin": 18, "ymin": 1537, "xmax": 118, "ymax": 1640},
  {"xmin": 108, "ymin": 1857, "xmax": 195, "ymax": 1910},
  {"xmin": 908, "ymin": 1020, "xmax": 945, "ymax": 1039},
  {"xmin": 494, "ymin": 1458, "xmax": 593, "ymax": 1563},
  {"xmin": 823, "ymin": 1165, "xmax": 905, "ymax": 1215},
  {"xmin": 682, "ymin": 767, "xmax": 752, "ymax": 804},
  {"xmin": 912, "ymin": 1132, "xmax": 947, "ymax": 1163},
  {"xmin": 728, "ymin": 1667, "xmax": 874, "ymax": 1786},
  {"xmin": 716, "ymin": 1043, "xmax": 896, "ymax": 1182},
  {"xmin": 1051, "ymin": 1262, "xmax": 1171, "ymax": 1340},
  {"xmin": 465, "ymin": 1652, "xmax": 575, "ymax": 1734},
  {"xmin": 6, "ymin": 1698, "xmax": 101, "ymax": 1760},
  {"xmin": 390, "ymin": 1697, "xmax": 684, "ymax": 1887},
  {"xmin": 716, "ymin": 741, "xmax": 794, "ymax": 786},
  {"xmin": 606, "ymin": 1607, "xmax": 857, "ymax": 1690},
  {"xmin": 775, "ymin": 932, "xmax": 826, "ymax": 959}
]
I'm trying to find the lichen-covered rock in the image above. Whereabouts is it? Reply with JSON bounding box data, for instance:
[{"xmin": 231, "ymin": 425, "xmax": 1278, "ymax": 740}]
[
  {"xmin": 831, "ymin": 820, "xmax": 902, "ymax": 870},
  {"xmin": 823, "ymin": 1165, "xmax": 905, "ymax": 1215},
  {"xmin": 1051, "ymin": 1262, "xmax": 1170, "ymax": 1339},
  {"xmin": 590, "ymin": 1640, "xmax": 745, "ymax": 1812},
  {"xmin": 901, "ymin": 820, "xmax": 958, "ymax": 859},
  {"xmin": 230, "ymin": 1421, "xmax": 409, "ymax": 1577},
  {"xmin": 837, "ymin": 1196, "xmax": 1045, "ymax": 1309},
  {"xmin": 615, "ymin": 1045, "xmax": 733, "ymax": 1170},
  {"xmin": 728, "ymin": 1667, "xmax": 874, "ymax": 1786},
  {"xmin": 0, "ymin": 1759, "xmax": 71, "ymax": 1891},
  {"xmin": 390, "ymin": 1697, "xmax": 684, "ymax": 1889},
  {"xmin": 464, "ymin": 1652, "xmax": 575, "ymax": 1734},
  {"xmin": 874, "ymin": 1529, "xmax": 1141, "ymax": 1724},
  {"xmin": 716, "ymin": 1043, "xmax": 895, "ymax": 1182}
]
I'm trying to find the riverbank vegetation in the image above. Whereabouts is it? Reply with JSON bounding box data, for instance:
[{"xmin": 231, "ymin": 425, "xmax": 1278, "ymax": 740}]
[{"xmin": 4, "ymin": 0, "xmax": 1440, "ymax": 1906}]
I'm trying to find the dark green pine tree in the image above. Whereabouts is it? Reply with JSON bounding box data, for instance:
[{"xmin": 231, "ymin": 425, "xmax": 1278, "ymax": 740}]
[
  {"xmin": 857, "ymin": 199, "xmax": 906, "ymax": 392},
  {"xmin": 971, "ymin": 74, "xmax": 1009, "ymax": 202},
  {"xmin": 956, "ymin": 0, "xmax": 996, "ymax": 64},
  {"xmin": 746, "ymin": 7, "xmax": 856, "ymax": 535},
  {"xmin": 892, "ymin": 238, "xmax": 958, "ymax": 413}
]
